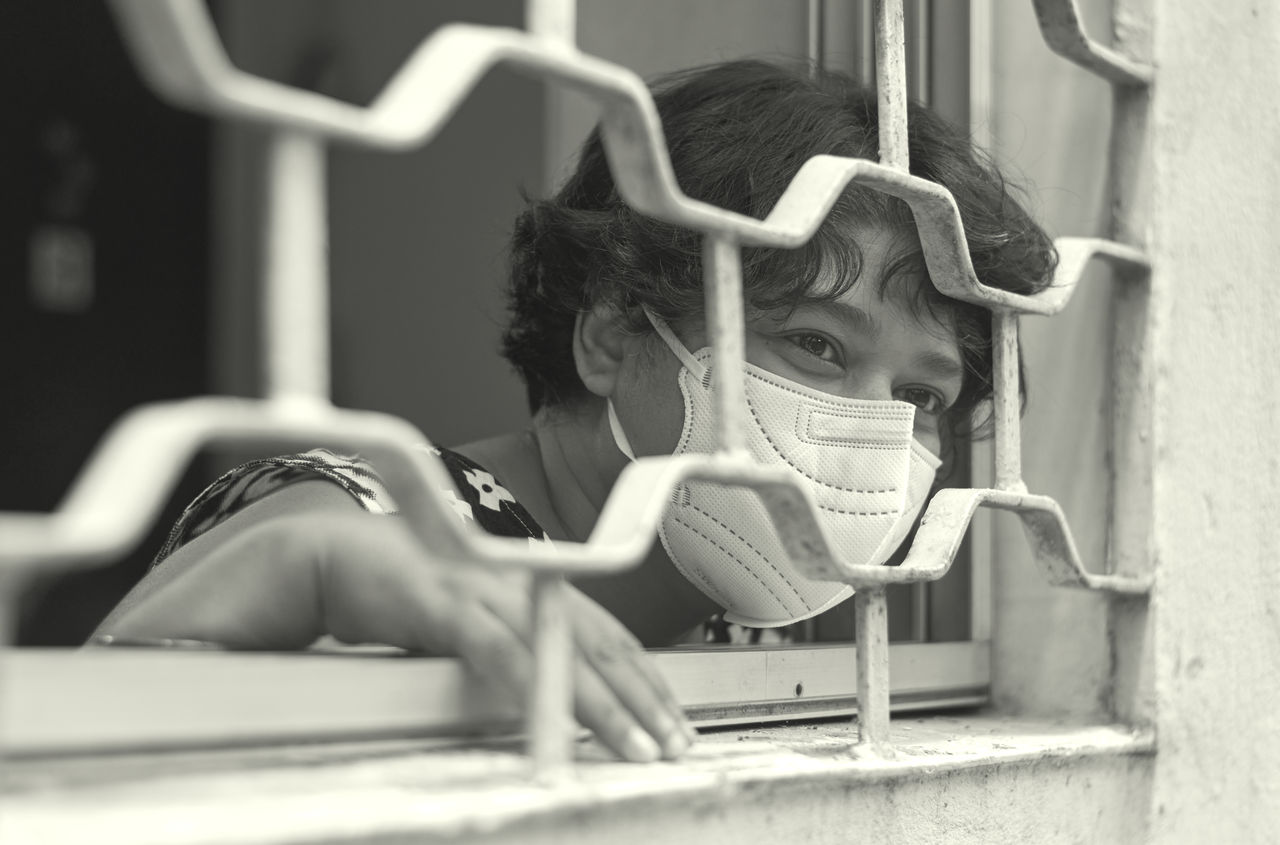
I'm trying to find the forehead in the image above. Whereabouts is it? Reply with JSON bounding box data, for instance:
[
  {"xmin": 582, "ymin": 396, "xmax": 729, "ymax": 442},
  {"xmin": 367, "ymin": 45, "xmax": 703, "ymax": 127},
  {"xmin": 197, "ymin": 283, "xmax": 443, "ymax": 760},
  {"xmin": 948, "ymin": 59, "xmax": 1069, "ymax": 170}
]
[{"xmin": 814, "ymin": 224, "xmax": 960, "ymax": 343}]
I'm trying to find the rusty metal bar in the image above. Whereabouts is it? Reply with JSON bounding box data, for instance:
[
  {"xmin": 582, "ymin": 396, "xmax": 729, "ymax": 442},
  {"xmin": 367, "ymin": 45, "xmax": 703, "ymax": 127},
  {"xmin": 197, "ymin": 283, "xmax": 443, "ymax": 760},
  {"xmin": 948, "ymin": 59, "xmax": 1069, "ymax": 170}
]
[{"xmin": 262, "ymin": 130, "xmax": 328, "ymax": 403}]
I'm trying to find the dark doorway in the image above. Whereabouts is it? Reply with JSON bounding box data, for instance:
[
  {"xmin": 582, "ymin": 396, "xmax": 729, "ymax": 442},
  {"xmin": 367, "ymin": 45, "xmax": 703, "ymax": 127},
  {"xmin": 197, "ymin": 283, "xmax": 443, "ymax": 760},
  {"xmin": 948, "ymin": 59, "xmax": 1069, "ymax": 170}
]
[{"xmin": 0, "ymin": 1, "xmax": 212, "ymax": 643}]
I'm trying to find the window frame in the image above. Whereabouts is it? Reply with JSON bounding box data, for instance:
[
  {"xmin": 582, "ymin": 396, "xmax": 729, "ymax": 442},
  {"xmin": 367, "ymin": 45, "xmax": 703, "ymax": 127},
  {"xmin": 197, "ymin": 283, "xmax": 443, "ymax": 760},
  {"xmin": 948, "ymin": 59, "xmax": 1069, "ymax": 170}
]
[
  {"xmin": 5, "ymin": 0, "xmax": 1131, "ymax": 767},
  {"xmin": 1, "ymin": 641, "xmax": 989, "ymax": 756}
]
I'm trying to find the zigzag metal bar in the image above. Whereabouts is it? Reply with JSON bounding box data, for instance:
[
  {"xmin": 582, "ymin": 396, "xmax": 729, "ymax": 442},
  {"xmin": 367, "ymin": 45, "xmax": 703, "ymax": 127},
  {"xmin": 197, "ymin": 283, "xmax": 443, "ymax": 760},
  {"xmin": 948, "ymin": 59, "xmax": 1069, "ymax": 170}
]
[
  {"xmin": 0, "ymin": 396, "xmax": 957, "ymax": 583},
  {"xmin": 1052, "ymin": 236, "xmax": 1151, "ymax": 286},
  {"xmin": 848, "ymin": 487, "xmax": 1153, "ymax": 595},
  {"xmin": 1, "ymin": 389, "xmax": 1155, "ymax": 604},
  {"xmin": 0, "ymin": 400, "xmax": 464, "ymax": 571},
  {"xmin": 105, "ymin": 1, "xmax": 1069, "ymax": 317},
  {"xmin": 990, "ymin": 234, "xmax": 1153, "ymax": 488},
  {"xmin": 1031, "ymin": 0, "xmax": 1153, "ymax": 86}
]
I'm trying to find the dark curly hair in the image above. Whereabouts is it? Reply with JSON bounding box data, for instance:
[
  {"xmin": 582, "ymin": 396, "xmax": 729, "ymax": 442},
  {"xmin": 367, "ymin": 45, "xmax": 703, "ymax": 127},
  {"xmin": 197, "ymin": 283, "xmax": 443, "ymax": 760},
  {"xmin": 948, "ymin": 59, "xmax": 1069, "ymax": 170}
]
[{"xmin": 501, "ymin": 59, "xmax": 1056, "ymax": 443}]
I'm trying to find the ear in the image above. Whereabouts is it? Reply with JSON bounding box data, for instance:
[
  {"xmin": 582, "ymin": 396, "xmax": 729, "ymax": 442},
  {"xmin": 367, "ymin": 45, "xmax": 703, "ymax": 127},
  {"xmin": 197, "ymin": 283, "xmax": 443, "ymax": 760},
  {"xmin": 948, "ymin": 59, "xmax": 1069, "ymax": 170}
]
[{"xmin": 573, "ymin": 305, "xmax": 632, "ymax": 398}]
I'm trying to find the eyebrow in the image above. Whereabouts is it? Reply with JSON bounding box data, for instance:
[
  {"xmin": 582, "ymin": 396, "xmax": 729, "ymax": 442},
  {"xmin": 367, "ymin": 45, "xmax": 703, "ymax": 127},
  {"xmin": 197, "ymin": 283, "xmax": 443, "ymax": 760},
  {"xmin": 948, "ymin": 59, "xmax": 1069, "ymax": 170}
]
[
  {"xmin": 823, "ymin": 301, "xmax": 882, "ymax": 340},
  {"xmin": 912, "ymin": 350, "xmax": 965, "ymax": 383},
  {"xmin": 810, "ymin": 301, "xmax": 965, "ymax": 382}
]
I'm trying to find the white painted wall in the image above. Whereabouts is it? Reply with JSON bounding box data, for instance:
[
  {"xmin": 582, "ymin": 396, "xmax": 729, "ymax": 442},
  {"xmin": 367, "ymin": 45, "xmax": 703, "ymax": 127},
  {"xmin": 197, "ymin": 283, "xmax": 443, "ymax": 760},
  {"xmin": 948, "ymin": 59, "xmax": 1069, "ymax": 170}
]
[{"xmin": 1147, "ymin": 1, "xmax": 1280, "ymax": 840}]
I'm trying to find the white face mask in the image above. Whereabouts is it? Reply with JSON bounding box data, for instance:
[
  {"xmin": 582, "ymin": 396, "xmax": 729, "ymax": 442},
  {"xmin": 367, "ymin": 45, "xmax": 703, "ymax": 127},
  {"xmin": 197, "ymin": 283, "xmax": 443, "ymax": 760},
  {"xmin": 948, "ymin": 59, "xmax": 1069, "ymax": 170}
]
[{"xmin": 609, "ymin": 314, "xmax": 942, "ymax": 627}]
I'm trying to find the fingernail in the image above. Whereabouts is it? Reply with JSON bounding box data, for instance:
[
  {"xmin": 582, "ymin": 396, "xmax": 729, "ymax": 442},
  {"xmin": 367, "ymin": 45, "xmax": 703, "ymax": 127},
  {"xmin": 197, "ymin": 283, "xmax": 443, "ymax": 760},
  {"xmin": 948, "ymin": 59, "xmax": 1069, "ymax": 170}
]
[
  {"xmin": 658, "ymin": 722, "xmax": 691, "ymax": 759},
  {"xmin": 621, "ymin": 727, "xmax": 662, "ymax": 763},
  {"xmin": 649, "ymin": 712, "xmax": 690, "ymax": 759}
]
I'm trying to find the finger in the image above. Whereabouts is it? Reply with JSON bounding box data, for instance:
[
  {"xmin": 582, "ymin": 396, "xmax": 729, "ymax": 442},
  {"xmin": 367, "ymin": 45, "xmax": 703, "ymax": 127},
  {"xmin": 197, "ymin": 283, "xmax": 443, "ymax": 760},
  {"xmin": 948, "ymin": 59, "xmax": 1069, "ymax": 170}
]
[
  {"xmin": 472, "ymin": 575, "xmax": 690, "ymax": 761},
  {"xmin": 565, "ymin": 591, "xmax": 694, "ymax": 759},
  {"xmin": 445, "ymin": 597, "xmax": 536, "ymax": 703},
  {"xmin": 569, "ymin": 655, "xmax": 665, "ymax": 763}
]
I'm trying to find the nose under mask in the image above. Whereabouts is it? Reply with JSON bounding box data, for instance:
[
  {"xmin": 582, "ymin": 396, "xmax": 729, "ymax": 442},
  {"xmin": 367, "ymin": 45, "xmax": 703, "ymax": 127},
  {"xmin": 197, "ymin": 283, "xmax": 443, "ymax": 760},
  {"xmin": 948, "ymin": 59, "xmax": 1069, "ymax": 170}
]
[{"xmin": 608, "ymin": 312, "xmax": 941, "ymax": 627}]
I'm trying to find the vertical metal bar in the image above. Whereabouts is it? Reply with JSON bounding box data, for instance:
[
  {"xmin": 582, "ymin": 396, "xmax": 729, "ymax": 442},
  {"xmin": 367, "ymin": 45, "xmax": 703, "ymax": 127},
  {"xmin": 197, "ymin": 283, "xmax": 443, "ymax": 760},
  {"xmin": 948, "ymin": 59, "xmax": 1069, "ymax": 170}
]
[
  {"xmin": 991, "ymin": 311, "xmax": 1024, "ymax": 491},
  {"xmin": 904, "ymin": 0, "xmax": 931, "ymax": 104},
  {"xmin": 911, "ymin": 0, "xmax": 931, "ymax": 103},
  {"xmin": 526, "ymin": 2, "xmax": 577, "ymax": 779},
  {"xmin": 1106, "ymin": 0, "xmax": 1155, "ymax": 727},
  {"xmin": 873, "ymin": 0, "xmax": 909, "ymax": 170},
  {"xmin": 905, "ymin": 0, "xmax": 931, "ymax": 643},
  {"xmin": 703, "ymin": 235, "xmax": 748, "ymax": 455},
  {"xmin": 852, "ymin": 0, "xmax": 908, "ymax": 755},
  {"xmin": 0, "ymin": 577, "xmax": 12, "ymax": 764},
  {"xmin": 262, "ymin": 130, "xmax": 328, "ymax": 403},
  {"xmin": 0, "ymin": 575, "xmax": 16, "ymax": 648},
  {"xmin": 1107, "ymin": 27, "xmax": 1153, "ymax": 580},
  {"xmin": 910, "ymin": 581, "xmax": 929, "ymax": 642},
  {"xmin": 854, "ymin": 587, "xmax": 893, "ymax": 754},
  {"xmin": 526, "ymin": 0, "xmax": 575, "ymax": 45},
  {"xmin": 967, "ymin": 0, "xmax": 995, "ymax": 643},
  {"xmin": 808, "ymin": 0, "xmax": 825, "ymax": 72},
  {"xmin": 529, "ymin": 571, "xmax": 574, "ymax": 782},
  {"xmin": 857, "ymin": 1, "xmax": 877, "ymax": 86}
]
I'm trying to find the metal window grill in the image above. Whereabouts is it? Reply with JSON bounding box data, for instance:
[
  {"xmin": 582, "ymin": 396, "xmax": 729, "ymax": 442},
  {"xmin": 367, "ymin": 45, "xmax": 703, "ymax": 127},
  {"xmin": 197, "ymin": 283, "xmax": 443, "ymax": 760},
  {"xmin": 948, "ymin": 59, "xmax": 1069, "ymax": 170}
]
[{"xmin": 0, "ymin": 0, "xmax": 1154, "ymax": 779}]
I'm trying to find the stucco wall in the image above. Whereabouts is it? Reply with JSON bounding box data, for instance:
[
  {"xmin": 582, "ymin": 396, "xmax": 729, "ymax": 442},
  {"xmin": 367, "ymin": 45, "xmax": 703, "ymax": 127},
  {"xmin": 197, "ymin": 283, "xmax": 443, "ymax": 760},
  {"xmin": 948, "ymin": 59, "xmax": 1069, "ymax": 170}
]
[{"xmin": 1148, "ymin": 2, "xmax": 1280, "ymax": 841}]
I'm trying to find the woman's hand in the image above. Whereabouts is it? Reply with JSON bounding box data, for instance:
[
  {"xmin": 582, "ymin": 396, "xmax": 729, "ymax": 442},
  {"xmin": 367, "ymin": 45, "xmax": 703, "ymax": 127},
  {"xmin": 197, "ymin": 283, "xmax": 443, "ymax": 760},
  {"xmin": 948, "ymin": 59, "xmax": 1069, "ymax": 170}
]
[{"xmin": 96, "ymin": 509, "xmax": 694, "ymax": 762}]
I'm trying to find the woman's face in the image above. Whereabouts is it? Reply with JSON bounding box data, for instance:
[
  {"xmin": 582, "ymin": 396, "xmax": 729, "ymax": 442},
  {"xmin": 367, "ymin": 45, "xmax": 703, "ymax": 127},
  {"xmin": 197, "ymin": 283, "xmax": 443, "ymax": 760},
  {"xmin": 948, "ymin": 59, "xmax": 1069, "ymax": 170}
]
[{"xmin": 614, "ymin": 225, "xmax": 964, "ymax": 459}]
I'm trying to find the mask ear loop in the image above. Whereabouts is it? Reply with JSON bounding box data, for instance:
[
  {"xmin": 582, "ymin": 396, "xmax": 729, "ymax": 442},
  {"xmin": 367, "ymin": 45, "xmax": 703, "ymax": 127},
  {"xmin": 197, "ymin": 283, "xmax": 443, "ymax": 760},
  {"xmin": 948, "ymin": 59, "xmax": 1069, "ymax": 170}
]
[
  {"xmin": 642, "ymin": 306, "xmax": 710, "ymax": 381},
  {"xmin": 611, "ymin": 308, "xmax": 713, "ymax": 461},
  {"xmin": 606, "ymin": 399, "xmax": 637, "ymax": 461}
]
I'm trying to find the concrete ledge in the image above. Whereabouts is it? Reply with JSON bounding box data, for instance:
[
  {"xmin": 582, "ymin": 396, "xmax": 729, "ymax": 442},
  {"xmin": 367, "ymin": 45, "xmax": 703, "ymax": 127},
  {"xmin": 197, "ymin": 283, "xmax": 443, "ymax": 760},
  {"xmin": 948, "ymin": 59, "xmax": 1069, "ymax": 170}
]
[{"xmin": 3, "ymin": 714, "xmax": 1155, "ymax": 844}]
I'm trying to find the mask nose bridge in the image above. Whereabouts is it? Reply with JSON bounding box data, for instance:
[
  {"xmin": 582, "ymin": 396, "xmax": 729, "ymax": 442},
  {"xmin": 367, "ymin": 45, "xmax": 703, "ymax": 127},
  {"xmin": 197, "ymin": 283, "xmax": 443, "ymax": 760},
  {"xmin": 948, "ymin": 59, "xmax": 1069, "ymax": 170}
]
[{"xmin": 835, "ymin": 364, "xmax": 898, "ymax": 405}]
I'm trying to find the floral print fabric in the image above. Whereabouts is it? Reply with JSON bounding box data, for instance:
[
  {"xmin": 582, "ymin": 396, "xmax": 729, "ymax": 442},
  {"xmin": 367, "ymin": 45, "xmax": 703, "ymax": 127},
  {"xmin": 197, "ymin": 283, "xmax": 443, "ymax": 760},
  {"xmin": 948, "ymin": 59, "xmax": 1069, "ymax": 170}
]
[{"xmin": 152, "ymin": 447, "xmax": 552, "ymax": 567}]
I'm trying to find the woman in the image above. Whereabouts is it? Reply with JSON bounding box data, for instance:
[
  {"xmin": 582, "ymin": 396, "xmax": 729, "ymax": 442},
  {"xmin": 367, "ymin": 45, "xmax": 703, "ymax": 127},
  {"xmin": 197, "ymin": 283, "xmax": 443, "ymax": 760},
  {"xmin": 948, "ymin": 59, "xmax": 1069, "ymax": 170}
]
[{"xmin": 94, "ymin": 60, "xmax": 1056, "ymax": 763}]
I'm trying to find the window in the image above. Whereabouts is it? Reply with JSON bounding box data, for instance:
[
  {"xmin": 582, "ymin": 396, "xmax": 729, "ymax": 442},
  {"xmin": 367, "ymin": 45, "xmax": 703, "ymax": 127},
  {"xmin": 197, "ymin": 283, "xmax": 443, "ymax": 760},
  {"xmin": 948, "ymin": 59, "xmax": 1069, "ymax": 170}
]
[{"xmin": 0, "ymin": 0, "xmax": 1150, "ymax": 782}]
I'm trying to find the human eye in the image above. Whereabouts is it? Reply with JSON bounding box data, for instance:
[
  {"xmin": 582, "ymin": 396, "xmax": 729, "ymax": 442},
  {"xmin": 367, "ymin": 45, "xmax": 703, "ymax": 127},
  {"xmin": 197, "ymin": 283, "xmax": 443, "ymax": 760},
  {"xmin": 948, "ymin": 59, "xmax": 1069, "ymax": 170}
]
[
  {"xmin": 784, "ymin": 332, "xmax": 843, "ymax": 367},
  {"xmin": 895, "ymin": 386, "xmax": 947, "ymax": 415}
]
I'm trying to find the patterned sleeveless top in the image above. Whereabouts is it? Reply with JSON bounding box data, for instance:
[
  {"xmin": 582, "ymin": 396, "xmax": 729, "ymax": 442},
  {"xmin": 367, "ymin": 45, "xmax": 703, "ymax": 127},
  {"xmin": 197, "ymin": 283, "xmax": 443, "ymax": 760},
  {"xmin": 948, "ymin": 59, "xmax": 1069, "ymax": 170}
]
[
  {"xmin": 153, "ymin": 447, "xmax": 784, "ymax": 645},
  {"xmin": 153, "ymin": 447, "xmax": 551, "ymax": 567}
]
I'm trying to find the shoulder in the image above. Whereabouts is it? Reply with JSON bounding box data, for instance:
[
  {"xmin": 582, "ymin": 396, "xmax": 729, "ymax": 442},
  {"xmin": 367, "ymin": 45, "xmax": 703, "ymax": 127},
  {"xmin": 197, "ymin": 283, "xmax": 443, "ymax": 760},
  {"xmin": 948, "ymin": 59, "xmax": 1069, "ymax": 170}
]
[
  {"xmin": 155, "ymin": 446, "xmax": 549, "ymax": 566},
  {"xmin": 431, "ymin": 446, "xmax": 552, "ymax": 544}
]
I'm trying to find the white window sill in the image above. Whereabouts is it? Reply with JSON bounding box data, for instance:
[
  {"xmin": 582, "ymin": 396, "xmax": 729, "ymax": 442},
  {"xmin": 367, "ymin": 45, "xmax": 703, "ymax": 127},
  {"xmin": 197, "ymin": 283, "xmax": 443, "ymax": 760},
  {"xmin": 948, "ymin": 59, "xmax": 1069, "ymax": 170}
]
[{"xmin": 3, "ymin": 715, "xmax": 1155, "ymax": 845}]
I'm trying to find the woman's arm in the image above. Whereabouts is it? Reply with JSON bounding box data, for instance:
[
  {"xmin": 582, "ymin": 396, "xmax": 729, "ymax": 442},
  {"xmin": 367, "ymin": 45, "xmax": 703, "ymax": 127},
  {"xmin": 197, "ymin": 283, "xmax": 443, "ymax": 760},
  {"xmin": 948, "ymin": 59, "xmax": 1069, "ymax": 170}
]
[
  {"xmin": 94, "ymin": 479, "xmax": 359, "ymax": 637},
  {"xmin": 93, "ymin": 482, "xmax": 693, "ymax": 761}
]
